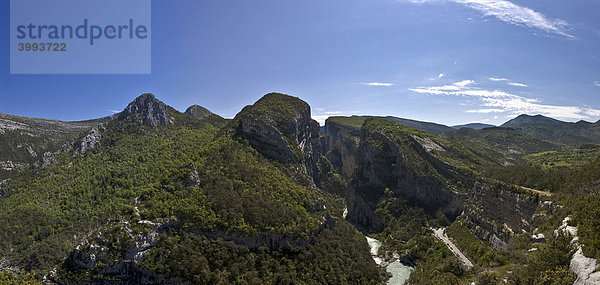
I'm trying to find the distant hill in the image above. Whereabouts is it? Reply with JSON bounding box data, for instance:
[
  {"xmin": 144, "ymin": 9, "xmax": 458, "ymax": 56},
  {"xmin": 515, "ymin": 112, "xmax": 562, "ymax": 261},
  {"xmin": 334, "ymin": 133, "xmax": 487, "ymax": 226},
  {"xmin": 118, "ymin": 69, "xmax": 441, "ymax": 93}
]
[
  {"xmin": 500, "ymin": 114, "xmax": 600, "ymax": 145},
  {"xmin": 452, "ymin": 123, "xmax": 495, "ymax": 130},
  {"xmin": 326, "ymin": 115, "xmax": 455, "ymax": 135},
  {"xmin": 185, "ymin": 104, "xmax": 214, "ymax": 118},
  {"xmin": 502, "ymin": 114, "xmax": 569, "ymax": 128},
  {"xmin": 366, "ymin": 116, "xmax": 455, "ymax": 135},
  {"xmin": 328, "ymin": 116, "xmax": 496, "ymax": 134}
]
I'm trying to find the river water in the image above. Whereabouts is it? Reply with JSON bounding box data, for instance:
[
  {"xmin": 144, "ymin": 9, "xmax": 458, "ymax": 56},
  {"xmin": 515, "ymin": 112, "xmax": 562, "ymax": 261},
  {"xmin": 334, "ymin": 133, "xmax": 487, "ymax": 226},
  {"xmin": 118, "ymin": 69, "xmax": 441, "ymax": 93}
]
[{"xmin": 366, "ymin": 237, "xmax": 413, "ymax": 285}]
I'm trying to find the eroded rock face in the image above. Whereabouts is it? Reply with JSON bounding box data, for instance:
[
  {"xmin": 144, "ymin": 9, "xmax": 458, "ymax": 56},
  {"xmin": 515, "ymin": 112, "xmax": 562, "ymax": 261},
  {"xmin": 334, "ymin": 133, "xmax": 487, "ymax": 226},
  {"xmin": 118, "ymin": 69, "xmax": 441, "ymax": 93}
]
[
  {"xmin": 356, "ymin": 130, "xmax": 463, "ymax": 215},
  {"xmin": 41, "ymin": 152, "xmax": 57, "ymax": 167},
  {"xmin": 324, "ymin": 119, "xmax": 464, "ymax": 232},
  {"xmin": 59, "ymin": 220, "xmax": 174, "ymax": 284},
  {"xmin": 233, "ymin": 94, "xmax": 326, "ymax": 187},
  {"xmin": 184, "ymin": 162, "xmax": 200, "ymax": 187},
  {"xmin": 203, "ymin": 215, "xmax": 336, "ymax": 250},
  {"xmin": 0, "ymin": 179, "xmax": 8, "ymax": 196},
  {"xmin": 235, "ymin": 114, "xmax": 298, "ymax": 162},
  {"xmin": 74, "ymin": 128, "xmax": 101, "ymax": 156},
  {"xmin": 118, "ymin": 94, "xmax": 174, "ymax": 127},
  {"xmin": 462, "ymin": 182, "xmax": 538, "ymax": 250},
  {"xmin": 185, "ymin": 105, "xmax": 213, "ymax": 119},
  {"xmin": 570, "ymin": 247, "xmax": 600, "ymax": 285},
  {"xmin": 325, "ymin": 120, "xmax": 361, "ymax": 179}
]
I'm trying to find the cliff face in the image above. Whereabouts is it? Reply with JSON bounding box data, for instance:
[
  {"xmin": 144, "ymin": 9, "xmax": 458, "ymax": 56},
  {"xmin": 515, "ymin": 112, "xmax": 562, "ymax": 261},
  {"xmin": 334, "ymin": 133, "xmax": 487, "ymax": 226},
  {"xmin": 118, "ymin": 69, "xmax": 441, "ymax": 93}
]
[
  {"xmin": 461, "ymin": 182, "xmax": 538, "ymax": 250},
  {"xmin": 325, "ymin": 118, "xmax": 466, "ymax": 232},
  {"xmin": 356, "ymin": 130, "xmax": 463, "ymax": 214},
  {"xmin": 232, "ymin": 93, "xmax": 326, "ymax": 186},
  {"xmin": 325, "ymin": 120, "xmax": 361, "ymax": 179},
  {"xmin": 324, "ymin": 117, "xmax": 538, "ymax": 245}
]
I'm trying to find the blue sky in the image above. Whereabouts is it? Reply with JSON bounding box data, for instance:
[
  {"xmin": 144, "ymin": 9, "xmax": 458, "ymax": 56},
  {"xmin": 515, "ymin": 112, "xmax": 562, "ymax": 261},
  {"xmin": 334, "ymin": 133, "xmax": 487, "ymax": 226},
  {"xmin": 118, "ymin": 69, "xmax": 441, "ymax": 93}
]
[{"xmin": 1, "ymin": 0, "xmax": 599, "ymax": 126}]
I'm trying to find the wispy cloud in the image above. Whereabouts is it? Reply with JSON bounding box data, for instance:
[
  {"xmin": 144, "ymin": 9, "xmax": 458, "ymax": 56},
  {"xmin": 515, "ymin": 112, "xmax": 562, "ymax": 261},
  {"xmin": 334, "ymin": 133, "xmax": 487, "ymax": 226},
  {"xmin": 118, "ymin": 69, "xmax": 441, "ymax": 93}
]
[
  {"xmin": 508, "ymin": 82, "xmax": 527, "ymax": 87},
  {"xmin": 465, "ymin": 108, "xmax": 505, "ymax": 113},
  {"xmin": 364, "ymin": 82, "xmax": 395, "ymax": 87},
  {"xmin": 406, "ymin": 0, "xmax": 573, "ymax": 38},
  {"xmin": 109, "ymin": 110, "xmax": 121, "ymax": 113},
  {"xmin": 490, "ymin": 77, "xmax": 528, "ymax": 87},
  {"xmin": 595, "ymin": 81, "xmax": 600, "ymax": 87},
  {"xmin": 410, "ymin": 79, "xmax": 600, "ymax": 119}
]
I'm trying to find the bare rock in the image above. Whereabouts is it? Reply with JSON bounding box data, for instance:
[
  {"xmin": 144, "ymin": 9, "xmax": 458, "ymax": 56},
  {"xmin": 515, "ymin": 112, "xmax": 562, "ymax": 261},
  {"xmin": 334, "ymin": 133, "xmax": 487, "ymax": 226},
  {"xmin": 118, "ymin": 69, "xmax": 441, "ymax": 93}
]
[
  {"xmin": 531, "ymin": 233, "xmax": 546, "ymax": 243},
  {"xmin": 571, "ymin": 247, "xmax": 600, "ymax": 285},
  {"xmin": 184, "ymin": 162, "xmax": 200, "ymax": 187},
  {"xmin": 118, "ymin": 93, "xmax": 175, "ymax": 127},
  {"xmin": 74, "ymin": 128, "xmax": 101, "ymax": 156}
]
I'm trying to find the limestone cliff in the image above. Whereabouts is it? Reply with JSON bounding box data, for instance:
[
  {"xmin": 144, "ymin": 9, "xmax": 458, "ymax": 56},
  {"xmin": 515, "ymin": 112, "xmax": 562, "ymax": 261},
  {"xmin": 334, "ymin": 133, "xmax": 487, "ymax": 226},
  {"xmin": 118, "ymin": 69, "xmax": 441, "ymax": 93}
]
[
  {"xmin": 325, "ymin": 118, "xmax": 466, "ymax": 232},
  {"xmin": 231, "ymin": 93, "xmax": 326, "ymax": 187},
  {"xmin": 461, "ymin": 182, "xmax": 539, "ymax": 250}
]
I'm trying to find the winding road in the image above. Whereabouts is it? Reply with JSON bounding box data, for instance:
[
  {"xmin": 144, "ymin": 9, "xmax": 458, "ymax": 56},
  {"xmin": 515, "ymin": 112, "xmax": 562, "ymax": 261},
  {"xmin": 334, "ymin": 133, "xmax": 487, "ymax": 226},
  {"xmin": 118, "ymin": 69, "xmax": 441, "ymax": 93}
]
[{"xmin": 432, "ymin": 228, "xmax": 474, "ymax": 268}]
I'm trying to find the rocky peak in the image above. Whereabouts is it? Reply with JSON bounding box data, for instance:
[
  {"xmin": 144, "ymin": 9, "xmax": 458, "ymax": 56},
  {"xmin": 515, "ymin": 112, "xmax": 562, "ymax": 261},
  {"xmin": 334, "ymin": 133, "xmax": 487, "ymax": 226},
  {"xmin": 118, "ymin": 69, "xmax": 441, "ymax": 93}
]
[
  {"xmin": 232, "ymin": 93, "xmax": 325, "ymax": 186},
  {"xmin": 118, "ymin": 94, "xmax": 175, "ymax": 127},
  {"xmin": 185, "ymin": 105, "xmax": 213, "ymax": 119}
]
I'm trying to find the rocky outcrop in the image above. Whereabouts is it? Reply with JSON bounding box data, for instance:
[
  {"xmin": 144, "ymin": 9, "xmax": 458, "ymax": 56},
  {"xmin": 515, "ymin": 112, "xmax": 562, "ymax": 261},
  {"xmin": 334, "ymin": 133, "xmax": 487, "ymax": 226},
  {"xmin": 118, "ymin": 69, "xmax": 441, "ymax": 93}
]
[
  {"xmin": 185, "ymin": 105, "xmax": 213, "ymax": 119},
  {"xmin": 235, "ymin": 114, "xmax": 299, "ymax": 162},
  {"xmin": 60, "ymin": 220, "xmax": 176, "ymax": 284},
  {"xmin": 232, "ymin": 93, "xmax": 326, "ymax": 186},
  {"xmin": 550, "ymin": 216, "xmax": 600, "ymax": 285},
  {"xmin": 40, "ymin": 152, "xmax": 57, "ymax": 167},
  {"xmin": 184, "ymin": 162, "xmax": 200, "ymax": 187},
  {"xmin": 60, "ymin": 215, "xmax": 336, "ymax": 284},
  {"xmin": 0, "ymin": 161, "xmax": 19, "ymax": 171},
  {"xmin": 570, "ymin": 247, "xmax": 600, "ymax": 285},
  {"xmin": 118, "ymin": 94, "xmax": 174, "ymax": 127},
  {"xmin": 0, "ymin": 179, "xmax": 8, "ymax": 197},
  {"xmin": 531, "ymin": 233, "xmax": 546, "ymax": 243},
  {"xmin": 202, "ymin": 215, "xmax": 337, "ymax": 251},
  {"xmin": 462, "ymin": 182, "xmax": 538, "ymax": 250},
  {"xmin": 73, "ymin": 128, "xmax": 101, "ymax": 156}
]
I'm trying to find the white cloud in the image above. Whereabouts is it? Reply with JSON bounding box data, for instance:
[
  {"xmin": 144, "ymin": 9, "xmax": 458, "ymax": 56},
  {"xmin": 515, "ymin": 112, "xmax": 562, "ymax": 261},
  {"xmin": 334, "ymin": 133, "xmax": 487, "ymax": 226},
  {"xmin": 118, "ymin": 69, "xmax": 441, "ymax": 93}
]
[
  {"xmin": 109, "ymin": 110, "xmax": 120, "ymax": 113},
  {"xmin": 595, "ymin": 81, "xmax": 600, "ymax": 87},
  {"xmin": 364, "ymin": 82, "xmax": 395, "ymax": 87},
  {"xmin": 583, "ymin": 108, "xmax": 600, "ymax": 117},
  {"xmin": 465, "ymin": 108, "xmax": 505, "ymax": 113},
  {"xmin": 438, "ymin": 73, "xmax": 445, "ymax": 78},
  {"xmin": 508, "ymin": 82, "xmax": 528, "ymax": 87},
  {"xmin": 454, "ymin": 79, "xmax": 475, "ymax": 87},
  {"xmin": 489, "ymin": 77, "xmax": 528, "ymax": 87},
  {"xmin": 411, "ymin": 80, "xmax": 476, "ymax": 93},
  {"xmin": 406, "ymin": 0, "xmax": 573, "ymax": 38},
  {"xmin": 409, "ymin": 80, "xmax": 600, "ymax": 119}
]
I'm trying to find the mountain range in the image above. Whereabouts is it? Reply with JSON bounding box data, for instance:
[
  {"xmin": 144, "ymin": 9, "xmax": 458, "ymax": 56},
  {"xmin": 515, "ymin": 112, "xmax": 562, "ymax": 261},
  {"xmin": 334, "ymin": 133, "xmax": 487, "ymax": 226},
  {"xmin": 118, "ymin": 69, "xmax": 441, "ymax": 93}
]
[{"xmin": 1, "ymin": 93, "xmax": 599, "ymax": 284}]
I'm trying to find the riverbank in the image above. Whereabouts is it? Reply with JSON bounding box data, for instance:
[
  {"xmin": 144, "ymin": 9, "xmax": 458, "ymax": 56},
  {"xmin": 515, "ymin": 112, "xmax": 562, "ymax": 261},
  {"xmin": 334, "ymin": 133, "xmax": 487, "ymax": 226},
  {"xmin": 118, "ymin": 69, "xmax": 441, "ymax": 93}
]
[{"xmin": 366, "ymin": 236, "xmax": 413, "ymax": 285}]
